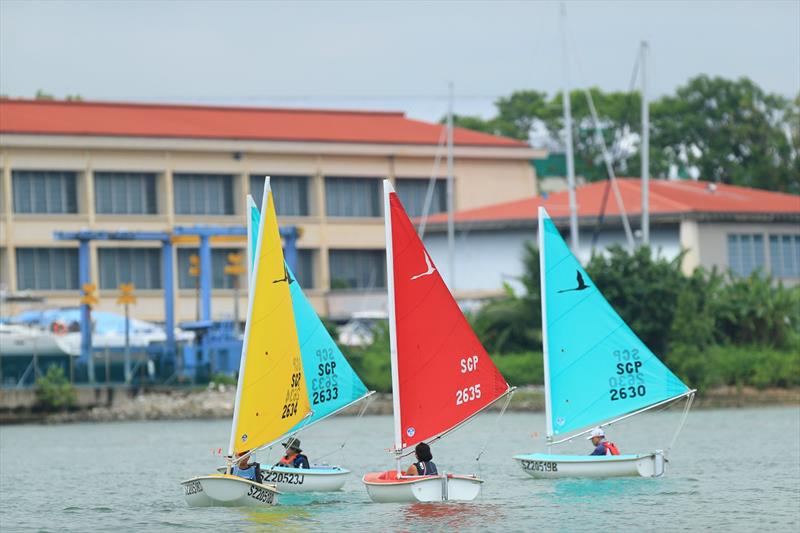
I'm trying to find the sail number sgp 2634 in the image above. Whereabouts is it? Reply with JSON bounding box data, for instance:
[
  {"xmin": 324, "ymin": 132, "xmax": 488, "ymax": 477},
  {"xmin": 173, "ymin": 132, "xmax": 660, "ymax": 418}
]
[
  {"xmin": 609, "ymin": 349, "xmax": 646, "ymax": 401},
  {"xmin": 281, "ymin": 372, "xmax": 302, "ymax": 419}
]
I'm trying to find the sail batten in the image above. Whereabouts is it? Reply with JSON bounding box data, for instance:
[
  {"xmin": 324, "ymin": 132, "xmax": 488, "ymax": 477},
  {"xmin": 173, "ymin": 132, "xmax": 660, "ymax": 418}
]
[
  {"xmin": 386, "ymin": 181, "xmax": 510, "ymax": 453},
  {"xmin": 539, "ymin": 208, "xmax": 689, "ymax": 437}
]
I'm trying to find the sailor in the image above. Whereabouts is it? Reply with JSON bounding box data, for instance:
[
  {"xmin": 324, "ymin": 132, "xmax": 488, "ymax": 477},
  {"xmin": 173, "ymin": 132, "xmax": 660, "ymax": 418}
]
[
  {"xmin": 404, "ymin": 442, "xmax": 438, "ymax": 476},
  {"xmin": 232, "ymin": 450, "xmax": 261, "ymax": 481},
  {"xmin": 588, "ymin": 427, "xmax": 620, "ymax": 456},
  {"xmin": 277, "ymin": 437, "xmax": 310, "ymax": 469}
]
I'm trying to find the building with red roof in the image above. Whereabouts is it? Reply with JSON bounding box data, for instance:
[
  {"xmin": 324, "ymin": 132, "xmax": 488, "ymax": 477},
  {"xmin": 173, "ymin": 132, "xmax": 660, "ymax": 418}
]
[
  {"xmin": 421, "ymin": 178, "xmax": 800, "ymax": 296},
  {"xmin": 0, "ymin": 98, "xmax": 543, "ymax": 320}
]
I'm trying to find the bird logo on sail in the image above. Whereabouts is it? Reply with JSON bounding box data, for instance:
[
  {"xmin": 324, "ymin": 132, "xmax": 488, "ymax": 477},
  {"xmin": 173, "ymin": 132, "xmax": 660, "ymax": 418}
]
[
  {"xmin": 272, "ymin": 264, "xmax": 295, "ymax": 285},
  {"xmin": 410, "ymin": 251, "xmax": 436, "ymax": 280},
  {"xmin": 557, "ymin": 271, "xmax": 590, "ymax": 293}
]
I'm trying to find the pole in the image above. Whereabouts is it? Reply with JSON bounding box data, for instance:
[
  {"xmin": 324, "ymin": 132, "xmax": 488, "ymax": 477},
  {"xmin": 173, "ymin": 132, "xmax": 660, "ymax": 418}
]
[
  {"xmin": 446, "ymin": 82, "xmax": 455, "ymax": 290},
  {"xmin": 124, "ymin": 302, "xmax": 131, "ymax": 384},
  {"xmin": 162, "ymin": 240, "xmax": 175, "ymax": 360},
  {"xmin": 641, "ymin": 40, "xmax": 650, "ymax": 246},
  {"xmin": 199, "ymin": 235, "xmax": 212, "ymax": 322},
  {"xmin": 561, "ymin": 4, "xmax": 579, "ymax": 254}
]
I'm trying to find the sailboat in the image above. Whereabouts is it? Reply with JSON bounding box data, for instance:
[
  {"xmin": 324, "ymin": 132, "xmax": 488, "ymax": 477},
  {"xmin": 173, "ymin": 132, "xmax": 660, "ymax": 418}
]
[
  {"xmin": 362, "ymin": 180, "xmax": 514, "ymax": 503},
  {"xmin": 241, "ymin": 195, "xmax": 375, "ymax": 492},
  {"xmin": 181, "ymin": 178, "xmax": 311, "ymax": 507},
  {"xmin": 512, "ymin": 208, "xmax": 695, "ymax": 478}
]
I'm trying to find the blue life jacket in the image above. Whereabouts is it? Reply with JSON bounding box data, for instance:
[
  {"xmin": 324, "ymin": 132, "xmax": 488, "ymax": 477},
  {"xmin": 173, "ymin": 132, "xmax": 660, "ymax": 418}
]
[
  {"xmin": 233, "ymin": 464, "xmax": 258, "ymax": 481},
  {"xmin": 413, "ymin": 460, "xmax": 437, "ymax": 476}
]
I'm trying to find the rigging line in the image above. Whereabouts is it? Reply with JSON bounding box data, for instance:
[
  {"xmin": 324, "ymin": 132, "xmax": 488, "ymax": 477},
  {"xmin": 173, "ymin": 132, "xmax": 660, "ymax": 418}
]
[
  {"xmin": 665, "ymin": 391, "xmax": 695, "ymax": 457},
  {"xmin": 418, "ymin": 126, "xmax": 448, "ymax": 239},
  {"xmin": 475, "ymin": 388, "xmax": 516, "ymax": 462},
  {"xmin": 312, "ymin": 392, "xmax": 377, "ymax": 462}
]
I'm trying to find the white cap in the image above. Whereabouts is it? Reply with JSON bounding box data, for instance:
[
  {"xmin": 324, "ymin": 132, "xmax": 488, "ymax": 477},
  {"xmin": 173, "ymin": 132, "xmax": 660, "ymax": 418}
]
[{"xmin": 587, "ymin": 427, "xmax": 605, "ymax": 440}]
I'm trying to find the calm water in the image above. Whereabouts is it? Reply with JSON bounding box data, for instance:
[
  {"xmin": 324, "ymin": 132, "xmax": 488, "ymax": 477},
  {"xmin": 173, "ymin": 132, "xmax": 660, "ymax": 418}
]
[{"xmin": 1, "ymin": 407, "xmax": 798, "ymax": 532}]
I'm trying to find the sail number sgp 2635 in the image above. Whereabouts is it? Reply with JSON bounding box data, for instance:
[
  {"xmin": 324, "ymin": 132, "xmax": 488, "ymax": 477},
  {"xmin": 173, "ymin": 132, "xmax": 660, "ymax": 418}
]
[
  {"xmin": 456, "ymin": 356, "xmax": 481, "ymax": 405},
  {"xmin": 609, "ymin": 349, "xmax": 646, "ymax": 401}
]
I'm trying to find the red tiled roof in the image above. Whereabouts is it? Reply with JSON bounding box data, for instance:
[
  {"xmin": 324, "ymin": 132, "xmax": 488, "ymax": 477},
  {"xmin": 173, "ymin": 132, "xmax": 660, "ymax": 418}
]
[
  {"xmin": 0, "ymin": 98, "xmax": 528, "ymax": 148},
  {"xmin": 423, "ymin": 179, "xmax": 800, "ymax": 225}
]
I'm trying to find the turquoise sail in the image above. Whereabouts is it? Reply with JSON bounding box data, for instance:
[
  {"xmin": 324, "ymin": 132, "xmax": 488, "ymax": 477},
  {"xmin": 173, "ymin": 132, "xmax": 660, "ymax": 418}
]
[
  {"xmin": 541, "ymin": 209, "xmax": 689, "ymax": 437},
  {"xmin": 248, "ymin": 203, "xmax": 370, "ymax": 431}
]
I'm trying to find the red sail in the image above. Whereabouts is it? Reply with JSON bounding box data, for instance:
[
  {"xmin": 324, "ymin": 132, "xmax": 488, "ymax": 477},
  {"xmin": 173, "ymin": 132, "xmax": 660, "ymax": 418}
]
[{"xmin": 389, "ymin": 192, "xmax": 510, "ymax": 451}]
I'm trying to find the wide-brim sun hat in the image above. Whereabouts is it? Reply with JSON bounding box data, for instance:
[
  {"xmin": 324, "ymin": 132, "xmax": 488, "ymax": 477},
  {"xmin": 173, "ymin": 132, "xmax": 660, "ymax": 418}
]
[{"xmin": 282, "ymin": 437, "xmax": 302, "ymax": 452}]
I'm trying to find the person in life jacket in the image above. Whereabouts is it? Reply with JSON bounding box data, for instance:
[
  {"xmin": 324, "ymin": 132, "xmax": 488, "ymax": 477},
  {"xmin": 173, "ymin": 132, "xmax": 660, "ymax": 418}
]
[
  {"xmin": 232, "ymin": 450, "xmax": 262, "ymax": 482},
  {"xmin": 588, "ymin": 427, "xmax": 620, "ymax": 456},
  {"xmin": 276, "ymin": 437, "xmax": 310, "ymax": 469},
  {"xmin": 404, "ymin": 442, "xmax": 438, "ymax": 476}
]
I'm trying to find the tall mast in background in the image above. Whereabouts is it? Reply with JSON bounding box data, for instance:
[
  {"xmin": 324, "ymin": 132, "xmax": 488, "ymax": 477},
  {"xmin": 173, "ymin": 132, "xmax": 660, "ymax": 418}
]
[
  {"xmin": 446, "ymin": 81, "xmax": 455, "ymax": 289},
  {"xmin": 561, "ymin": 4, "xmax": 579, "ymax": 254},
  {"xmin": 640, "ymin": 41, "xmax": 650, "ymax": 246}
]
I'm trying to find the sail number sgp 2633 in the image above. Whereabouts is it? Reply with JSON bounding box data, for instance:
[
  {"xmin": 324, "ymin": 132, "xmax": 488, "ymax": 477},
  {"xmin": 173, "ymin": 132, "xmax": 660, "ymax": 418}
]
[
  {"xmin": 311, "ymin": 347, "xmax": 339, "ymax": 406},
  {"xmin": 609, "ymin": 349, "xmax": 646, "ymax": 401}
]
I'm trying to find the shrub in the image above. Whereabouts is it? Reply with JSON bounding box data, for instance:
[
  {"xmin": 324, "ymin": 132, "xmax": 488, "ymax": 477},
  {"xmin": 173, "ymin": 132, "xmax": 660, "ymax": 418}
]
[
  {"xmin": 490, "ymin": 352, "xmax": 543, "ymax": 386},
  {"xmin": 35, "ymin": 365, "xmax": 76, "ymax": 411}
]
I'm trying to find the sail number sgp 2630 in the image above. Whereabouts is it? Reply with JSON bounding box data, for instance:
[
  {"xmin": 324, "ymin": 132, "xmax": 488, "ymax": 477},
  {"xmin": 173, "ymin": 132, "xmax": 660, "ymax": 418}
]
[
  {"xmin": 609, "ymin": 349, "xmax": 646, "ymax": 401},
  {"xmin": 456, "ymin": 356, "xmax": 482, "ymax": 405}
]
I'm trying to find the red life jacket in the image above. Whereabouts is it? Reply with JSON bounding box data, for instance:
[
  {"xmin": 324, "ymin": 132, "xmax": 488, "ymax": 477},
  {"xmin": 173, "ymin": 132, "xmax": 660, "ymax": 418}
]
[{"xmin": 602, "ymin": 441, "xmax": 620, "ymax": 455}]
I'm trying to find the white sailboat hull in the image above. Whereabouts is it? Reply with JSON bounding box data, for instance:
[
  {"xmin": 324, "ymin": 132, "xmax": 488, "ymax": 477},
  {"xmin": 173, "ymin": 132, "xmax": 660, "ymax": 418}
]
[
  {"xmin": 181, "ymin": 475, "xmax": 279, "ymax": 507},
  {"xmin": 362, "ymin": 472, "xmax": 483, "ymax": 503},
  {"xmin": 215, "ymin": 465, "xmax": 350, "ymax": 492},
  {"xmin": 513, "ymin": 451, "xmax": 666, "ymax": 479}
]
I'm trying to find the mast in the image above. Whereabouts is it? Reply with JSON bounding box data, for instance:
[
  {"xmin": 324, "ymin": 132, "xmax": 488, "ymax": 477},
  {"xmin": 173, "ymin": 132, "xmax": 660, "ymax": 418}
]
[
  {"xmin": 227, "ymin": 179, "xmax": 271, "ymax": 462},
  {"xmin": 538, "ymin": 207, "xmax": 554, "ymax": 447},
  {"xmin": 446, "ymin": 81, "xmax": 456, "ymax": 290},
  {"xmin": 560, "ymin": 4, "xmax": 579, "ymax": 254},
  {"xmin": 640, "ymin": 40, "xmax": 650, "ymax": 246},
  {"xmin": 383, "ymin": 180, "xmax": 403, "ymax": 474}
]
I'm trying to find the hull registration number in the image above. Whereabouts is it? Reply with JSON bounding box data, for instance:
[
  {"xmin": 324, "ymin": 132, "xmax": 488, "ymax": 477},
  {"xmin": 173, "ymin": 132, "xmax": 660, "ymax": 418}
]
[
  {"xmin": 263, "ymin": 471, "xmax": 305, "ymax": 485},
  {"xmin": 183, "ymin": 481, "xmax": 203, "ymax": 495},
  {"xmin": 520, "ymin": 460, "xmax": 558, "ymax": 473},
  {"xmin": 247, "ymin": 485, "xmax": 275, "ymax": 504}
]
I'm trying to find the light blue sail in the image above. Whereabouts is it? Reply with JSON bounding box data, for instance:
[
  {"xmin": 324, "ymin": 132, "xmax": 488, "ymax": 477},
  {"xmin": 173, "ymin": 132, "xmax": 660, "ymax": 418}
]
[
  {"xmin": 541, "ymin": 209, "xmax": 689, "ymax": 437},
  {"xmin": 248, "ymin": 202, "xmax": 369, "ymax": 431}
]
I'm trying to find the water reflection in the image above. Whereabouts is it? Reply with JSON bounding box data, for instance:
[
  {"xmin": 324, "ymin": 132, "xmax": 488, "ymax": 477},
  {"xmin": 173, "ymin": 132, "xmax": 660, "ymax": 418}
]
[{"xmin": 401, "ymin": 502, "xmax": 506, "ymax": 531}]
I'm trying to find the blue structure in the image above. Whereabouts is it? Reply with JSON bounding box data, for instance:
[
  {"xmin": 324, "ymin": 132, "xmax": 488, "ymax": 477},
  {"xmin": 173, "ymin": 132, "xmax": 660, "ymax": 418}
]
[{"xmin": 54, "ymin": 225, "xmax": 298, "ymax": 382}]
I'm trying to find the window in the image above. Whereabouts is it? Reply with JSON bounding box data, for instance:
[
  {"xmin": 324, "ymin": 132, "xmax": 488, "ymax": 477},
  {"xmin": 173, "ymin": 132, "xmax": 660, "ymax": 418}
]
[
  {"xmin": 16, "ymin": 248, "xmax": 79, "ymax": 290},
  {"xmin": 396, "ymin": 178, "xmax": 446, "ymax": 218},
  {"xmin": 177, "ymin": 248, "xmax": 243, "ymax": 289},
  {"xmin": 329, "ymin": 249, "xmax": 385, "ymax": 290},
  {"xmin": 95, "ymin": 172, "xmax": 157, "ymax": 214},
  {"xmin": 98, "ymin": 248, "xmax": 161, "ymax": 290},
  {"xmin": 250, "ymin": 175, "xmax": 310, "ymax": 216},
  {"xmin": 325, "ymin": 177, "xmax": 381, "ymax": 217},
  {"xmin": 293, "ymin": 249, "xmax": 314, "ymax": 288},
  {"xmin": 13, "ymin": 171, "xmax": 77, "ymax": 213},
  {"xmin": 769, "ymin": 235, "xmax": 800, "ymax": 278},
  {"xmin": 727, "ymin": 234, "xmax": 765, "ymax": 276},
  {"xmin": 173, "ymin": 174, "xmax": 234, "ymax": 215}
]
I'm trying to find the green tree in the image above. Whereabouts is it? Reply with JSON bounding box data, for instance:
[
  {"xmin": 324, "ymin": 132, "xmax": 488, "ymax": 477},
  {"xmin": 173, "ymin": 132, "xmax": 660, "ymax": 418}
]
[
  {"xmin": 35, "ymin": 365, "xmax": 76, "ymax": 411},
  {"xmin": 651, "ymin": 75, "xmax": 798, "ymax": 192}
]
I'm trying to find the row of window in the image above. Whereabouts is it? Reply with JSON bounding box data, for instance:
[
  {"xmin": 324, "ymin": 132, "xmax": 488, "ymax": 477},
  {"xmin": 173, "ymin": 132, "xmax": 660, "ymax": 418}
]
[
  {"xmin": 728, "ymin": 234, "xmax": 800, "ymax": 278},
  {"xmin": 9, "ymin": 171, "xmax": 446, "ymax": 218},
  {"xmin": 12, "ymin": 247, "xmax": 385, "ymax": 292}
]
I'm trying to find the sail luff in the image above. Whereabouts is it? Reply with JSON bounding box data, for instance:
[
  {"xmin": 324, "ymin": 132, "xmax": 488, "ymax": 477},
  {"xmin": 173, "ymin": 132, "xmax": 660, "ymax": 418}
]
[
  {"xmin": 227, "ymin": 185, "xmax": 270, "ymax": 457},
  {"xmin": 383, "ymin": 179, "xmax": 403, "ymax": 456},
  {"xmin": 246, "ymin": 194, "xmax": 257, "ymax": 288},
  {"xmin": 539, "ymin": 207, "xmax": 555, "ymax": 439}
]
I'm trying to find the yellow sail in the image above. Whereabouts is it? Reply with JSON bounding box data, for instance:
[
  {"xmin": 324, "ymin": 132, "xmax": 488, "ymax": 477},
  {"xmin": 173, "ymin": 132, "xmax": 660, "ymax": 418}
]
[{"xmin": 231, "ymin": 179, "xmax": 311, "ymax": 455}]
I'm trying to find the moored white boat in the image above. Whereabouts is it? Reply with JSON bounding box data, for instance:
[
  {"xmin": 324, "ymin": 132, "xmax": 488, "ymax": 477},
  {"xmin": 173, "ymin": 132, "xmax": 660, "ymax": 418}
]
[
  {"xmin": 181, "ymin": 474, "xmax": 279, "ymax": 507},
  {"xmin": 512, "ymin": 452, "xmax": 666, "ymax": 479}
]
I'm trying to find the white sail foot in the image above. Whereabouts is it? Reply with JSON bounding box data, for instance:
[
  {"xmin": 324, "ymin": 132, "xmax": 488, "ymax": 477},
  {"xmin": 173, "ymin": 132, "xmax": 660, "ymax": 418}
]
[
  {"xmin": 513, "ymin": 451, "xmax": 666, "ymax": 479},
  {"xmin": 181, "ymin": 474, "xmax": 279, "ymax": 507},
  {"xmin": 362, "ymin": 472, "xmax": 483, "ymax": 503}
]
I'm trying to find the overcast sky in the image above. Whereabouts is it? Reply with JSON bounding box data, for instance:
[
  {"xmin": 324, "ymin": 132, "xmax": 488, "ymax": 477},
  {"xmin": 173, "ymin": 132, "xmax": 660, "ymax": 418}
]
[{"xmin": 1, "ymin": 0, "xmax": 798, "ymax": 122}]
